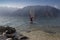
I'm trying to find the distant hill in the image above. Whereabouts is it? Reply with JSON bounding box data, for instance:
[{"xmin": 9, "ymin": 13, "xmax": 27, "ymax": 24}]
[
  {"xmin": 0, "ymin": 7, "xmax": 18, "ymax": 16},
  {"xmin": 13, "ymin": 5, "xmax": 60, "ymax": 18}
]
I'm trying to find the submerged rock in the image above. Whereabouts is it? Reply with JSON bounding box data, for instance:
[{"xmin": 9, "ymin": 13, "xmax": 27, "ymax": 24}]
[
  {"xmin": 20, "ymin": 36, "xmax": 29, "ymax": 40},
  {"xmin": 0, "ymin": 26, "xmax": 6, "ymax": 34},
  {"xmin": 6, "ymin": 38, "xmax": 12, "ymax": 40},
  {"xmin": 0, "ymin": 26, "xmax": 29, "ymax": 40}
]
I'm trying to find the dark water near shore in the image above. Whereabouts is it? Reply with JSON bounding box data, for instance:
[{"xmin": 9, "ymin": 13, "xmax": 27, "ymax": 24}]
[{"xmin": 0, "ymin": 16, "xmax": 60, "ymax": 32}]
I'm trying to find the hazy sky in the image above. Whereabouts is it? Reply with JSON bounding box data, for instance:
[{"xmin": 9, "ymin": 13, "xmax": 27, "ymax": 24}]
[{"xmin": 0, "ymin": 0, "xmax": 60, "ymax": 8}]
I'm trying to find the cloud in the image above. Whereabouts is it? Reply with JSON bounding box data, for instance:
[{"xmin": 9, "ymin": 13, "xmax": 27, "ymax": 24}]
[
  {"xmin": 0, "ymin": 1, "xmax": 32, "ymax": 8},
  {"xmin": 53, "ymin": 5, "xmax": 60, "ymax": 9}
]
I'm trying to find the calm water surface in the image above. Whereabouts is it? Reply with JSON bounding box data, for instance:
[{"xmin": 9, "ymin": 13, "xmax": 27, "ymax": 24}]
[{"xmin": 0, "ymin": 16, "xmax": 60, "ymax": 31}]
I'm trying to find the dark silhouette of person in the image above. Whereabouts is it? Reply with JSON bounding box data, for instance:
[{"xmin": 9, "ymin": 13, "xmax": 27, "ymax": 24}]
[{"xmin": 30, "ymin": 17, "xmax": 33, "ymax": 24}]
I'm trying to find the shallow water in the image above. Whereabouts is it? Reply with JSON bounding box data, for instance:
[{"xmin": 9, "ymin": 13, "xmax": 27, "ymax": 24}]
[{"xmin": 0, "ymin": 16, "xmax": 60, "ymax": 32}]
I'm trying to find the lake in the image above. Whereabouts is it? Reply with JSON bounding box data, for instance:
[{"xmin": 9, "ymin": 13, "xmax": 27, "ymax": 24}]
[{"xmin": 0, "ymin": 16, "xmax": 60, "ymax": 32}]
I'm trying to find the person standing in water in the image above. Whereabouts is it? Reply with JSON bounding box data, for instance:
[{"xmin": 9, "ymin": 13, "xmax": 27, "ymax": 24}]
[
  {"xmin": 29, "ymin": 8, "xmax": 35, "ymax": 24},
  {"xmin": 30, "ymin": 16, "xmax": 33, "ymax": 24}
]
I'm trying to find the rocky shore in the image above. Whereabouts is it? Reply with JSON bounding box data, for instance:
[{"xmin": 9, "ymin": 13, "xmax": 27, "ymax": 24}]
[
  {"xmin": 0, "ymin": 26, "xmax": 29, "ymax": 40},
  {"xmin": 0, "ymin": 26, "xmax": 60, "ymax": 40}
]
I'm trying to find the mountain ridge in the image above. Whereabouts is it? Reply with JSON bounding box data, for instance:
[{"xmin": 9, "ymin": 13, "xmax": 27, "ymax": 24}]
[{"xmin": 12, "ymin": 5, "xmax": 60, "ymax": 18}]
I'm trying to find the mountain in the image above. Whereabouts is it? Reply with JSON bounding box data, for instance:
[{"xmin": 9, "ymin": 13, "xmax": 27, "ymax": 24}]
[
  {"xmin": 12, "ymin": 6, "xmax": 60, "ymax": 18},
  {"xmin": 0, "ymin": 7, "xmax": 18, "ymax": 16}
]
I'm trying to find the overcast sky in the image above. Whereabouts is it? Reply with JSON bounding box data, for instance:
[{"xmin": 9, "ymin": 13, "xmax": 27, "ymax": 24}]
[{"xmin": 0, "ymin": 0, "xmax": 60, "ymax": 8}]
